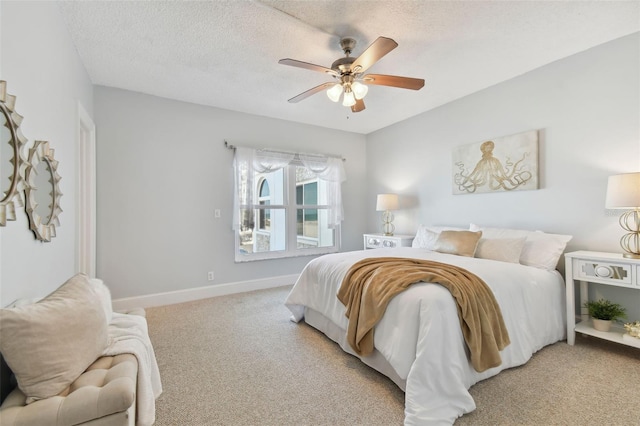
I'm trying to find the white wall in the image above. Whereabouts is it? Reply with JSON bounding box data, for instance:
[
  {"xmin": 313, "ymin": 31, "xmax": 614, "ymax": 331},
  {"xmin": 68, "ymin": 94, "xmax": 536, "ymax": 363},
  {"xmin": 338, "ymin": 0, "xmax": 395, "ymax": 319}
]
[
  {"xmin": 0, "ymin": 2, "xmax": 94, "ymax": 306},
  {"xmin": 94, "ymin": 87, "xmax": 367, "ymax": 299},
  {"xmin": 366, "ymin": 32, "xmax": 640, "ymax": 317}
]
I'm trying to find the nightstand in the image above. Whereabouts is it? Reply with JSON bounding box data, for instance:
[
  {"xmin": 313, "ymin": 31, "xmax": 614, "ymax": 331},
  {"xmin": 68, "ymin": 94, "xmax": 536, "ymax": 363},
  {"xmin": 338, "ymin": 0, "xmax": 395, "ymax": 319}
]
[
  {"xmin": 564, "ymin": 251, "xmax": 640, "ymax": 347},
  {"xmin": 363, "ymin": 233, "xmax": 414, "ymax": 250}
]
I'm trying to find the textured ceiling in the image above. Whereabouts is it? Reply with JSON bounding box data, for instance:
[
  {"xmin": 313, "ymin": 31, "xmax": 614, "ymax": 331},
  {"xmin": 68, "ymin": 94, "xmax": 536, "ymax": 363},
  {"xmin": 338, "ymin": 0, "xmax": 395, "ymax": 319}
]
[{"xmin": 58, "ymin": 1, "xmax": 640, "ymax": 134}]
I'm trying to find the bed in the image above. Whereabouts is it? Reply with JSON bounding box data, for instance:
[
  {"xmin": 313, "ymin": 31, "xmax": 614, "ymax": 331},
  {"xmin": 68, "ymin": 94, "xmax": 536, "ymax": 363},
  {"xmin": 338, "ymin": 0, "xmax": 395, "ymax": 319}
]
[{"xmin": 285, "ymin": 225, "xmax": 571, "ymax": 425}]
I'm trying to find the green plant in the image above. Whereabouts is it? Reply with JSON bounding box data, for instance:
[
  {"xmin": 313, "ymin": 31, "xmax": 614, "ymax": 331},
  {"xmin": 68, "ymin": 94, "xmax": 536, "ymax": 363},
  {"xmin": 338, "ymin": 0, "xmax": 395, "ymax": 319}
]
[{"xmin": 583, "ymin": 299, "xmax": 627, "ymax": 321}]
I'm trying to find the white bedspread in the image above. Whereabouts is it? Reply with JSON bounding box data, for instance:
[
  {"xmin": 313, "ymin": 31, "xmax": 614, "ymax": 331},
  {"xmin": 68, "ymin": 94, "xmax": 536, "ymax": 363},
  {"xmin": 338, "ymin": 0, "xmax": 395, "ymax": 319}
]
[
  {"xmin": 103, "ymin": 312, "xmax": 163, "ymax": 426},
  {"xmin": 285, "ymin": 248, "xmax": 566, "ymax": 425}
]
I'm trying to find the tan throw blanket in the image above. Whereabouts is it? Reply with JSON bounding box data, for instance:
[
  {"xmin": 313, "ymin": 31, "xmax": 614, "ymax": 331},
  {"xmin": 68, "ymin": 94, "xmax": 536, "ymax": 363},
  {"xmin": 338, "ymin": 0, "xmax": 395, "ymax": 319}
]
[{"xmin": 337, "ymin": 257, "xmax": 510, "ymax": 372}]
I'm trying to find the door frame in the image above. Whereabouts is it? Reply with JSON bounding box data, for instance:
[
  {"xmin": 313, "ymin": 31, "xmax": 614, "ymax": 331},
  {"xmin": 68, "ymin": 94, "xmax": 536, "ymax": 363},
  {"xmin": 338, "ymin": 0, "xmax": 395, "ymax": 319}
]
[{"xmin": 76, "ymin": 101, "xmax": 96, "ymax": 277}]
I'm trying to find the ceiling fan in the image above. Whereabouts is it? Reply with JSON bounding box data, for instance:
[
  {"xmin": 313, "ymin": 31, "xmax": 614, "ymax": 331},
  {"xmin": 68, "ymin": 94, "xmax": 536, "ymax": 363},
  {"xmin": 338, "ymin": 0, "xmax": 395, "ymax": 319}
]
[{"xmin": 279, "ymin": 36, "xmax": 425, "ymax": 113}]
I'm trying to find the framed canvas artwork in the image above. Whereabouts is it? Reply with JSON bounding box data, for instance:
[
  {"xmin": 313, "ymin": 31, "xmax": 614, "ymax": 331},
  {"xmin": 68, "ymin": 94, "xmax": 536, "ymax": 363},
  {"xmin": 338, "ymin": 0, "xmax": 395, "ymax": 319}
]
[{"xmin": 453, "ymin": 130, "xmax": 538, "ymax": 195}]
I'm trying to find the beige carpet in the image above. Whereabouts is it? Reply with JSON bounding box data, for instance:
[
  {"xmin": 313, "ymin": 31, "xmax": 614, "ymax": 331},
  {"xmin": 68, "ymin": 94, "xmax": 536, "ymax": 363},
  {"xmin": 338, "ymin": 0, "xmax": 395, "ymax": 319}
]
[{"xmin": 146, "ymin": 285, "xmax": 640, "ymax": 425}]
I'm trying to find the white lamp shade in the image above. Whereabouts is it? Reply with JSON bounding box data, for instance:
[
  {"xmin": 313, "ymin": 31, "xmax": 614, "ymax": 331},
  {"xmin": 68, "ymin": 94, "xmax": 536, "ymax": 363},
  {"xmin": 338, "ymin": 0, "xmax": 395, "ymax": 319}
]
[
  {"xmin": 342, "ymin": 89, "xmax": 356, "ymax": 107},
  {"xmin": 351, "ymin": 81, "xmax": 369, "ymax": 100},
  {"xmin": 376, "ymin": 193, "xmax": 399, "ymax": 211},
  {"xmin": 606, "ymin": 172, "xmax": 640, "ymax": 209},
  {"xmin": 326, "ymin": 83, "xmax": 343, "ymax": 102}
]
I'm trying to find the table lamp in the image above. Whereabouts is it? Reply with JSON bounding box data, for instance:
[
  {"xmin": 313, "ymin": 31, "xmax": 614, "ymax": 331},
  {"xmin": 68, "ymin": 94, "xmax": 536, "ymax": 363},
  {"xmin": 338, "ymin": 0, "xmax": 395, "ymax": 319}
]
[
  {"xmin": 376, "ymin": 193, "xmax": 399, "ymax": 236},
  {"xmin": 605, "ymin": 172, "xmax": 640, "ymax": 258}
]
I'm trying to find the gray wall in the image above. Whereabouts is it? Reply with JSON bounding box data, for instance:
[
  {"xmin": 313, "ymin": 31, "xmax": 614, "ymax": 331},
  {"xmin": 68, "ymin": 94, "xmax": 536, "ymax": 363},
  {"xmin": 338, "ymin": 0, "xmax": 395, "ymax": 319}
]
[
  {"xmin": 0, "ymin": 1, "xmax": 94, "ymax": 306},
  {"xmin": 366, "ymin": 32, "xmax": 640, "ymax": 318},
  {"xmin": 94, "ymin": 87, "xmax": 367, "ymax": 298},
  {"xmin": 2, "ymin": 0, "xmax": 638, "ymax": 322}
]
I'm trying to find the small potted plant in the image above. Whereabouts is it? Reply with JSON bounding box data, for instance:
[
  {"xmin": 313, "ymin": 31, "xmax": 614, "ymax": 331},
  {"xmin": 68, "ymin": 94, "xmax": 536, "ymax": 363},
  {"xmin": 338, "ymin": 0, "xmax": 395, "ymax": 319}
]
[{"xmin": 583, "ymin": 298, "xmax": 627, "ymax": 332}]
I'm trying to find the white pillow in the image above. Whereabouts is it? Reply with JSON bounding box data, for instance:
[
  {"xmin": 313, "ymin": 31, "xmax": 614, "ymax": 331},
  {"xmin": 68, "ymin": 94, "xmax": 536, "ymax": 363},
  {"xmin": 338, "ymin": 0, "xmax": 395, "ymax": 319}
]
[
  {"xmin": 412, "ymin": 225, "xmax": 467, "ymax": 250},
  {"xmin": 90, "ymin": 278, "xmax": 113, "ymax": 324},
  {"xmin": 469, "ymin": 224, "xmax": 572, "ymax": 270},
  {"xmin": 6, "ymin": 298, "xmax": 41, "ymax": 308},
  {"xmin": 14, "ymin": 279, "xmax": 114, "ymax": 324},
  {"xmin": 475, "ymin": 237, "xmax": 527, "ymax": 264},
  {"xmin": 520, "ymin": 231, "xmax": 573, "ymax": 270},
  {"xmin": 0, "ymin": 273, "xmax": 109, "ymax": 403}
]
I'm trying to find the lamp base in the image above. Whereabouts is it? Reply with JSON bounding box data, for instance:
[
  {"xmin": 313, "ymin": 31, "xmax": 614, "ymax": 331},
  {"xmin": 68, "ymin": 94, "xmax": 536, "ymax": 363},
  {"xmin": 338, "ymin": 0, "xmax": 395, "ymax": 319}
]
[
  {"xmin": 618, "ymin": 210, "xmax": 640, "ymax": 259},
  {"xmin": 622, "ymin": 252, "xmax": 640, "ymax": 259},
  {"xmin": 381, "ymin": 210, "xmax": 395, "ymax": 236}
]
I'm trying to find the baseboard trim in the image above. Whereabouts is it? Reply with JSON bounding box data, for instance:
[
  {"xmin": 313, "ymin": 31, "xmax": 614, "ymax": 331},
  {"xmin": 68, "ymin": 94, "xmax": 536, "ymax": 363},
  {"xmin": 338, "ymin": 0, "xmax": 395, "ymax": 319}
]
[{"xmin": 111, "ymin": 274, "xmax": 299, "ymax": 312}]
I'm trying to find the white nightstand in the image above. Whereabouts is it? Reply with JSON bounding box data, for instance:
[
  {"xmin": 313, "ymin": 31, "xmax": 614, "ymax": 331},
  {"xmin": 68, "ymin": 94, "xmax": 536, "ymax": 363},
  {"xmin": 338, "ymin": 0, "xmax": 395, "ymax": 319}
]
[
  {"xmin": 363, "ymin": 233, "xmax": 414, "ymax": 250},
  {"xmin": 564, "ymin": 250, "xmax": 640, "ymax": 347}
]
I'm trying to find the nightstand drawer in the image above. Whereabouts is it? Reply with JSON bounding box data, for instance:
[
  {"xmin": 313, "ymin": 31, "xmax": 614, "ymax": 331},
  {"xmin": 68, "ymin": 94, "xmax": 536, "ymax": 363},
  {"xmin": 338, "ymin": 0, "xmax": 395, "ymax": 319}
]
[
  {"xmin": 365, "ymin": 236, "xmax": 383, "ymax": 248},
  {"xmin": 366, "ymin": 237, "xmax": 397, "ymax": 248},
  {"xmin": 573, "ymin": 259, "xmax": 633, "ymax": 287},
  {"xmin": 363, "ymin": 233, "xmax": 414, "ymax": 250}
]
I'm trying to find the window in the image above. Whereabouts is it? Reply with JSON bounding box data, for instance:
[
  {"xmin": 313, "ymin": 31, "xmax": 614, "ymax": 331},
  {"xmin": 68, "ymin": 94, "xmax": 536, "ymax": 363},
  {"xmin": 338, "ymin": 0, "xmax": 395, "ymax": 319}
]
[
  {"xmin": 258, "ymin": 179, "xmax": 270, "ymax": 230},
  {"xmin": 297, "ymin": 180, "xmax": 318, "ymax": 239},
  {"xmin": 233, "ymin": 147, "xmax": 345, "ymax": 261}
]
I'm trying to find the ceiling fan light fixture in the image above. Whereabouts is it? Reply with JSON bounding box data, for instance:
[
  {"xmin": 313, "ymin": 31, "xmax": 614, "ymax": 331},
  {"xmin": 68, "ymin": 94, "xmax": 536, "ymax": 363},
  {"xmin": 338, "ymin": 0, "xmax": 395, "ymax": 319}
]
[
  {"xmin": 280, "ymin": 36, "xmax": 424, "ymax": 113},
  {"xmin": 326, "ymin": 83, "xmax": 343, "ymax": 102},
  {"xmin": 351, "ymin": 81, "xmax": 369, "ymax": 100},
  {"xmin": 342, "ymin": 88, "xmax": 356, "ymax": 107}
]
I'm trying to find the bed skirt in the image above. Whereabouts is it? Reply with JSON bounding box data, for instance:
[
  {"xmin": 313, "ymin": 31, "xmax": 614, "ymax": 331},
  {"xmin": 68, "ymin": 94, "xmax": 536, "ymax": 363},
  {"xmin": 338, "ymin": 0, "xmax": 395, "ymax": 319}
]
[{"xmin": 303, "ymin": 307, "xmax": 407, "ymax": 392}]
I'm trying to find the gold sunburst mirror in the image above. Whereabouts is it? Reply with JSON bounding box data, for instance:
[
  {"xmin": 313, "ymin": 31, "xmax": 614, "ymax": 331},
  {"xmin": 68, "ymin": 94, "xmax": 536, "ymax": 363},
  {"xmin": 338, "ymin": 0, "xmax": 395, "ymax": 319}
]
[
  {"xmin": 0, "ymin": 80, "xmax": 28, "ymax": 226},
  {"xmin": 25, "ymin": 140, "xmax": 63, "ymax": 241}
]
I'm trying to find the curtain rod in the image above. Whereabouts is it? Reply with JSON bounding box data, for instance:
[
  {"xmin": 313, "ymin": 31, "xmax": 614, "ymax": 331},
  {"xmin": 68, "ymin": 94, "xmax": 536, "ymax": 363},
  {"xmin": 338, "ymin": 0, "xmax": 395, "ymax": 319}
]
[{"xmin": 224, "ymin": 140, "xmax": 346, "ymax": 161}]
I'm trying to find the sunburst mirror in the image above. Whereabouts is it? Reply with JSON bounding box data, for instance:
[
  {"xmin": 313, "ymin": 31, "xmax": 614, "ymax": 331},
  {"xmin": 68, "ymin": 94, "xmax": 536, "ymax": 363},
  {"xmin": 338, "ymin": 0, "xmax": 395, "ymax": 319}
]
[
  {"xmin": 0, "ymin": 80, "xmax": 28, "ymax": 226},
  {"xmin": 25, "ymin": 140, "xmax": 63, "ymax": 241}
]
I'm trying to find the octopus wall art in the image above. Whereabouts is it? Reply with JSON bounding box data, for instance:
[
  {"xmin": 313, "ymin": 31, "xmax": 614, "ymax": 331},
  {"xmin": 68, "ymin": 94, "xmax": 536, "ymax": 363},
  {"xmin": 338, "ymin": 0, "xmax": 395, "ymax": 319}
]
[{"xmin": 453, "ymin": 130, "xmax": 539, "ymax": 195}]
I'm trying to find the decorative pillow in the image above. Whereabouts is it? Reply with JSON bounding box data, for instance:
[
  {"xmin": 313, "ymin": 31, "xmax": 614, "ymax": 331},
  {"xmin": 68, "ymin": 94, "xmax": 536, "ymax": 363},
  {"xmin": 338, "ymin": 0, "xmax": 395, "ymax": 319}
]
[
  {"xmin": 412, "ymin": 225, "xmax": 467, "ymax": 250},
  {"xmin": 469, "ymin": 224, "xmax": 572, "ymax": 270},
  {"xmin": 6, "ymin": 298, "xmax": 41, "ymax": 308},
  {"xmin": 434, "ymin": 230, "xmax": 483, "ymax": 257},
  {"xmin": 475, "ymin": 237, "xmax": 527, "ymax": 263},
  {"xmin": 89, "ymin": 278, "xmax": 113, "ymax": 324},
  {"xmin": 0, "ymin": 273, "xmax": 109, "ymax": 403}
]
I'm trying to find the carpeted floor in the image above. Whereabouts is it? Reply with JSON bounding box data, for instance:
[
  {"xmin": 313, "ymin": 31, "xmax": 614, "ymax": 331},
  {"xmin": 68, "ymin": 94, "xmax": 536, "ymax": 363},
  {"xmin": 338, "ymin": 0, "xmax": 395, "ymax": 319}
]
[{"xmin": 146, "ymin": 285, "xmax": 640, "ymax": 425}]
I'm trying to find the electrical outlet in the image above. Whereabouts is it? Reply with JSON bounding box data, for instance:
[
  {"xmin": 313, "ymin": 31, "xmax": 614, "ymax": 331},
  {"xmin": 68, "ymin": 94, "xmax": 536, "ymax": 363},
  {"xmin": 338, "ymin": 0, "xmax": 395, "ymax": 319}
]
[{"xmin": 207, "ymin": 271, "xmax": 214, "ymax": 281}]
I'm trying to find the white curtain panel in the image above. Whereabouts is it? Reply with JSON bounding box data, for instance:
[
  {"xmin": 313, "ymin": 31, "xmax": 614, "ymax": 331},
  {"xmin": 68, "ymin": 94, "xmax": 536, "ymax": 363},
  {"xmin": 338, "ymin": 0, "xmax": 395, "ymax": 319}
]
[{"xmin": 232, "ymin": 147, "xmax": 346, "ymax": 230}]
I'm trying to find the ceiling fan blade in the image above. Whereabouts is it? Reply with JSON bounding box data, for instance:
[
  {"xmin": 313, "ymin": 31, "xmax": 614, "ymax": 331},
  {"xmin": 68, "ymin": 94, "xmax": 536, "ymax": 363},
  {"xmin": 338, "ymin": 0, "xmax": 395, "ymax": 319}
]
[
  {"xmin": 363, "ymin": 74, "xmax": 425, "ymax": 90},
  {"xmin": 351, "ymin": 98, "xmax": 365, "ymax": 113},
  {"xmin": 287, "ymin": 82, "xmax": 335, "ymax": 103},
  {"xmin": 350, "ymin": 37, "xmax": 398, "ymax": 74},
  {"xmin": 279, "ymin": 58, "xmax": 339, "ymax": 77}
]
